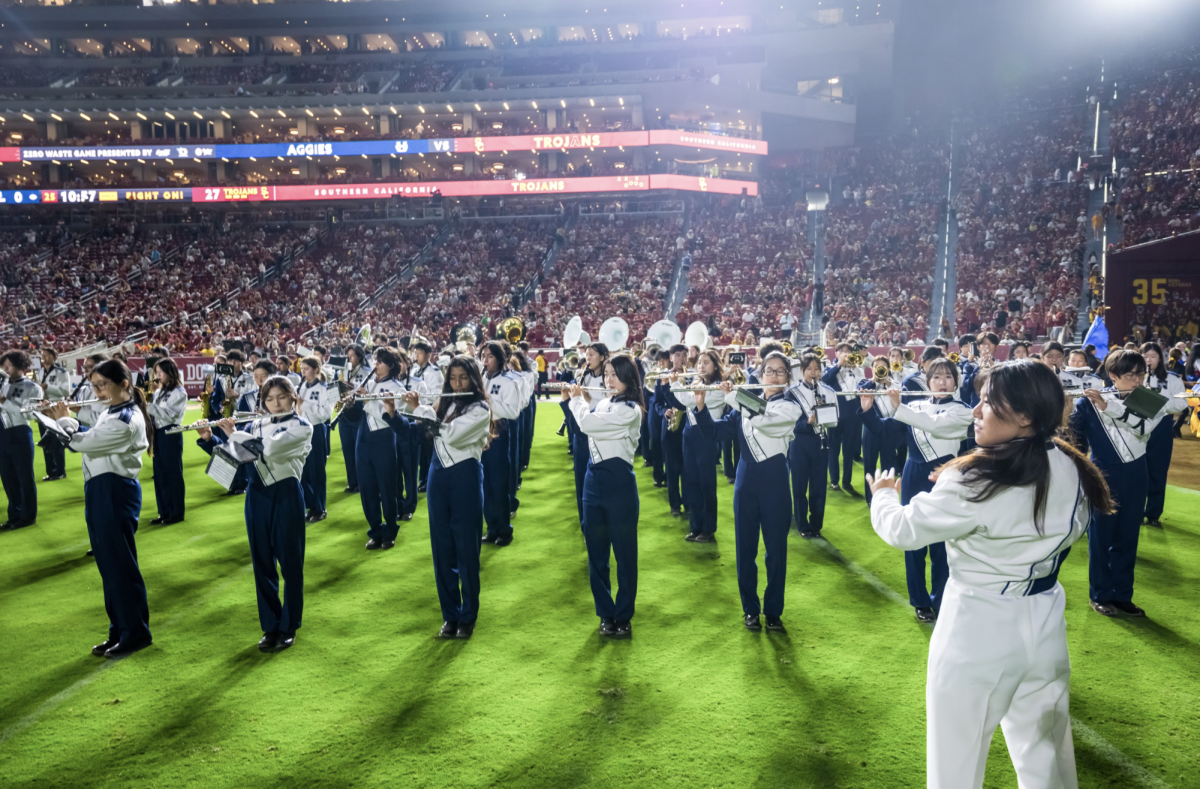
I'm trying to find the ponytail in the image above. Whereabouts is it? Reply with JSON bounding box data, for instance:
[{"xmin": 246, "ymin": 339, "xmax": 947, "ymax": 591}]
[{"xmin": 130, "ymin": 386, "xmax": 155, "ymax": 451}]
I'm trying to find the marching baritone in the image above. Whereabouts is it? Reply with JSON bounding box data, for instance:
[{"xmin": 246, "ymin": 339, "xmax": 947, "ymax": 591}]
[
  {"xmin": 196, "ymin": 376, "xmax": 313, "ymax": 651},
  {"xmin": 298, "ymin": 356, "xmax": 333, "ymax": 523},
  {"xmin": 693, "ymin": 352, "xmax": 804, "ymax": 632},
  {"xmin": 479, "ymin": 341, "xmax": 523, "ymax": 546},
  {"xmin": 858, "ymin": 357, "xmax": 972, "ymax": 623},
  {"xmin": 867, "ymin": 360, "xmax": 1112, "ymax": 789},
  {"xmin": 667, "ymin": 350, "xmax": 728, "ymax": 543},
  {"xmin": 566, "ymin": 355, "xmax": 645, "ymax": 637},
  {"xmin": 1139, "ymin": 342, "xmax": 1186, "ymax": 527},
  {"xmin": 47, "ymin": 360, "xmax": 153, "ymax": 658},
  {"xmin": 786, "ymin": 353, "xmax": 839, "ymax": 538},
  {"xmin": 338, "ymin": 344, "xmax": 371, "ymax": 493},
  {"xmin": 38, "ymin": 347, "xmax": 71, "ymax": 481},
  {"xmin": 0, "ymin": 351, "xmax": 44, "ymax": 530},
  {"xmin": 147, "ymin": 359, "xmax": 188, "ymax": 525},
  {"xmin": 388, "ymin": 356, "xmax": 493, "ymax": 639}
]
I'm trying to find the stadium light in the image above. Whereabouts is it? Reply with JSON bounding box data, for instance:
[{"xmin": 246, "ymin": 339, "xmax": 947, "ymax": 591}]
[
  {"xmin": 51, "ymin": 113, "xmax": 62, "ymax": 122},
  {"xmin": 221, "ymin": 110, "xmax": 231, "ymax": 119},
  {"xmin": 166, "ymin": 111, "xmax": 176, "ymax": 120},
  {"xmin": 193, "ymin": 111, "xmax": 203, "ymax": 119},
  {"xmin": 137, "ymin": 112, "xmax": 147, "ymax": 120},
  {"xmin": 250, "ymin": 110, "xmax": 259, "ymax": 118},
  {"xmin": 108, "ymin": 112, "xmax": 119, "ymax": 120},
  {"xmin": 80, "ymin": 113, "xmax": 92, "ymax": 121}
]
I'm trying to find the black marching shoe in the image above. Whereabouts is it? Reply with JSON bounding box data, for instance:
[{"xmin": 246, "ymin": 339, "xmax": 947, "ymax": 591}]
[
  {"xmin": 1090, "ymin": 600, "xmax": 1118, "ymax": 617},
  {"xmin": 654, "ymin": 481, "xmax": 665, "ymax": 488},
  {"xmin": 693, "ymin": 533, "xmax": 715, "ymax": 543},
  {"xmin": 614, "ymin": 621, "xmax": 632, "ymax": 637},
  {"xmin": 105, "ymin": 640, "xmax": 152, "ymax": 659},
  {"xmin": 685, "ymin": 532, "xmax": 700, "ymax": 542},
  {"xmin": 744, "ymin": 614, "xmax": 762, "ymax": 631},
  {"xmin": 417, "ymin": 484, "xmax": 427, "ymax": 494},
  {"xmin": 765, "ymin": 616, "xmax": 785, "ymax": 631},
  {"xmin": 726, "ymin": 476, "xmax": 736, "ymax": 485},
  {"xmin": 829, "ymin": 483, "xmax": 841, "ymax": 491},
  {"xmin": 1110, "ymin": 600, "xmax": 1146, "ymax": 617},
  {"xmin": 365, "ymin": 538, "xmax": 384, "ymax": 550},
  {"xmin": 382, "ymin": 540, "xmax": 396, "ymax": 550},
  {"xmin": 344, "ymin": 485, "xmax": 360, "ymax": 493},
  {"xmin": 493, "ymin": 534, "xmax": 513, "ymax": 547},
  {"xmin": 258, "ymin": 633, "xmax": 279, "ymax": 652},
  {"xmin": 915, "ymin": 607, "xmax": 937, "ymax": 623},
  {"xmin": 481, "ymin": 533, "xmax": 498, "ymax": 544},
  {"xmin": 226, "ymin": 488, "xmax": 246, "ymax": 496},
  {"xmin": 438, "ymin": 621, "xmax": 459, "ymax": 639},
  {"xmin": 43, "ymin": 474, "xmax": 66, "ymax": 482},
  {"xmin": 86, "ymin": 549, "xmax": 94, "ymax": 557},
  {"xmin": 556, "ymin": 426, "xmax": 566, "ymax": 436},
  {"xmin": 306, "ymin": 511, "xmax": 327, "ymax": 523},
  {"xmin": 799, "ymin": 530, "xmax": 822, "ymax": 540},
  {"xmin": 1144, "ymin": 518, "xmax": 1163, "ymax": 528},
  {"xmin": 400, "ymin": 512, "xmax": 414, "ymax": 522},
  {"xmin": 150, "ymin": 517, "xmax": 167, "ymax": 525},
  {"xmin": 91, "ymin": 639, "xmax": 118, "ymax": 657},
  {"xmin": 670, "ymin": 508, "xmax": 681, "ymax": 518},
  {"xmin": 598, "ymin": 618, "xmax": 617, "ymax": 635},
  {"xmin": 275, "ymin": 633, "xmax": 296, "ymax": 651},
  {"xmin": 842, "ymin": 484, "xmax": 859, "ymax": 497},
  {"xmin": 455, "ymin": 622, "xmax": 475, "ymax": 639}
]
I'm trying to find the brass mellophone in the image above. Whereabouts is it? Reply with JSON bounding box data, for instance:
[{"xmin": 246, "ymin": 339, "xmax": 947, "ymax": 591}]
[
  {"xmin": 22, "ymin": 398, "xmax": 105, "ymax": 414},
  {"xmin": 165, "ymin": 415, "xmax": 261, "ymax": 434}
]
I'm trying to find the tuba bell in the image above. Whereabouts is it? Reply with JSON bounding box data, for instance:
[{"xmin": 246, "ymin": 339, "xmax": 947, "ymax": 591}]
[
  {"xmin": 561, "ymin": 350, "xmax": 582, "ymax": 371},
  {"xmin": 498, "ymin": 316, "xmax": 525, "ymax": 344}
]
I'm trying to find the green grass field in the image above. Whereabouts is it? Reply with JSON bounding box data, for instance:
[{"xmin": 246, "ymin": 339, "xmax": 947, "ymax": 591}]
[{"xmin": 0, "ymin": 405, "xmax": 1197, "ymax": 788}]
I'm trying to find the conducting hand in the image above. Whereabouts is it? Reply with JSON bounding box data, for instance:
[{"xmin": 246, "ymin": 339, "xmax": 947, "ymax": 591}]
[{"xmin": 865, "ymin": 468, "xmax": 899, "ymax": 496}]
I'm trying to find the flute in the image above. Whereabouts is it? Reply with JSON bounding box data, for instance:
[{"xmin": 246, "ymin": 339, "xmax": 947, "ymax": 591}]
[
  {"xmin": 22, "ymin": 398, "xmax": 105, "ymax": 414},
  {"xmin": 543, "ymin": 382, "xmax": 614, "ymax": 393},
  {"xmin": 668, "ymin": 383, "xmax": 769, "ymax": 392},
  {"xmin": 165, "ymin": 415, "xmax": 261, "ymax": 434},
  {"xmin": 831, "ymin": 390, "xmax": 941, "ymax": 397},
  {"xmin": 349, "ymin": 391, "xmax": 475, "ymax": 402}
]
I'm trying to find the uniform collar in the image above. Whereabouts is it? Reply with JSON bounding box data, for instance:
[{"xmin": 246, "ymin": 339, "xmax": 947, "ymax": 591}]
[{"xmin": 107, "ymin": 400, "xmax": 134, "ymax": 413}]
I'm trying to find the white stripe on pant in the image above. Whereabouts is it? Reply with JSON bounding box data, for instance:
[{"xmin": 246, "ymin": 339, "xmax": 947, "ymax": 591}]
[{"xmin": 927, "ymin": 577, "xmax": 1077, "ymax": 789}]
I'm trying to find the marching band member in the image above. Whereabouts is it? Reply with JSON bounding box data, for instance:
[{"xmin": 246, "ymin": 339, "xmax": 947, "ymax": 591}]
[
  {"xmin": 654, "ymin": 343, "xmax": 689, "ymax": 518},
  {"xmin": 902, "ymin": 346, "xmax": 940, "ymax": 392},
  {"xmin": 822, "ymin": 342, "xmax": 865, "ymax": 495},
  {"xmin": 277, "ymin": 355, "xmax": 302, "ymax": 388},
  {"xmin": 1040, "ymin": 341, "xmax": 1066, "ymax": 374},
  {"xmin": 563, "ymin": 344, "xmax": 611, "ymax": 520},
  {"xmin": 669, "ymin": 350, "xmax": 728, "ymax": 542},
  {"xmin": 224, "ymin": 349, "xmax": 257, "ymax": 405},
  {"xmin": 860, "ymin": 353, "xmax": 907, "ymax": 507},
  {"xmin": 339, "ymin": 345, "xmax": 371, "ymax": 494},
  {"xmin": 38, "ymin": 347, "xmax": 70, "ymax": 481},
  {"xmin": 70, "ymin": 353, "xmax": 109, "ymax": 429},
  {"xmin": 868, "ymin": 360, "xmax": 1112, "ymax": 789},
  {"xmin": 746, "ymin": 340, "xmax": 785, "ymax": 385},
  {"xmin": 1010, "ymin": 341, "xmax": 1032, "ymax": 360},
  {"xmin": 297, "ymin": 356, "xmax": 333, "ymax": 523},
  {"xmin": 1140, "ymin": 342, "xmax": 1187, "ymax": 528},
  {"xmin": 891, "ymin": 346, "xmax": 919, "ymax": 381},
  {"xmin": 0, "ymin": 351, "xmax": 43, "ymax": 530},
  {"xmin": 787, "ymin": 353, "xmax": 839, "ymax": 538},
  {"xmin": 694, "ymin": 352, "xmax": 804, "ymax": 631},
  {"xmin": 146, "ymin": 359, "xmax": 188, "ymax": 526},
  {"xmin": 197, "ymin": 376, "xmax": 313, "ymax": 651},
  {"xmin": 390, "ymin": 356, "xmax": 493, "ymax": 639},
  {"xmin": 47, "ymin": 359, "xmax": 153, "ymax": 658},
  {"xmin": 646, "ymin": 349, "xmax": 668, "ymax": 488},
  {"xmin": 505, "ymin": 347, "xmax": 532, "ymax": 511},
  {"xmin": 859, "ymin": 357, "xmax": 973, "ymax": 623},
  {"xmin": 1069, "ymin": 350, "xmax": 1161, "ymax": 618},
  {"xmin": 514, "ymin": 342, "xmax": 538, "ymax": 481},
  {"xmin": 352, "ymin": 348, "xmax": 405, "ymax": 550},
  {"xmin": 479, "ymin": 341, "xmax": 523, "ymax": 546},
  {"xmin": 720, "ymin": 352, "xmax": 744, "ymax": 484},
  {"xmin": 1061, "ymin": 349, "xmax": 1105, "ymax": 393},
  {"xmin": 567, "ymin": 355, "xmax": 645, "ymax": 637},
  {"xmin": 390, "ymin": 349, "xmax": 426, "ymax": 523},
  {"xmin": 410, "ymin": 338, "xmax": 444, "ymax": 493}
]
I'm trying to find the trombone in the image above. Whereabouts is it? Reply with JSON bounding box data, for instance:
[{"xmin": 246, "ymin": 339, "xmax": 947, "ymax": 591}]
[{"xmin": 22, "ymin": 398, "xmax": 105, "ymax": 414}]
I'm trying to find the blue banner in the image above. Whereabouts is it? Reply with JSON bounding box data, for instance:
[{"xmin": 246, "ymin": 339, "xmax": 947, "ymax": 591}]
[
  {"xmin": 0, "ymin": 190, "xmax": 42, "ymax": 204},
  {"xmin": 15, "ymin": 139, "xmax": 449, "ymax": 162},
  {"xmin": 1082, "ymin": 315, "xmax": 1109, "ymax": 361}
]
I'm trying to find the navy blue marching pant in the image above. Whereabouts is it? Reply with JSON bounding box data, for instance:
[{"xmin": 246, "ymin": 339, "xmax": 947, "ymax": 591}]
[
  {"xmin": 394, "ymin": 427, "xmax": 419, "ymax": 518},
  {"xmin": 301, "ymin": 420, "xmax": 328, "ymax": 514},
  {"xmin": 356, "ymin": 424, "xmax": 399, "ymax": 541},
  {"xmin": 721, "ymin": 433, "xmax": 739, "ymax": 479},
  {"xmin": 660, "ymin": 420, "xmax": 684, "ymax": 510},
  {"xmin": 827, "ymin": 414, "xmax": 860, "ymax": 488},
  {"xmin": 861, "ymin": 426, "xmax": 902, "ymax": 507},
  {"xmin": 733, "ymin": 454, "xmax": 792, "ymax": 618},
  {"xmin": 38, "ymin": 422, "xmax": 66, "ymax": 478},
  {"xmin": 682, "ymin": 419, "xmax": 719, "ymax": 535},
  {"xmin": 1090, "ymin": 457, "xmax": 1149, "ymax": 604},
  {"xmin": 561, "ymin": 401, "xmax": 588, "ymax": 520},
  {"xmin": 428, "ymin": 454, "xmax": 484, "ymax": 624},
  {"xmin": 245, "ymin": 471, "xmax": 306, "ymax": 636},
  {"xmin": 86, "ymin": 473, "xmax": 151, "ymax": 646},
  {"xmin": 481, "ymin": 427, "xmax": 512, "ymax": 539},
  {"xmin": 1144, "ymin": 418, "xmax": 1174, "ymax": 521},
  {"xmin": 581, "ymin": 457, "xmax": 639, "ymax": 622},
  {"xmin": 789, "ymin": 434, "xmax": 828, "ymax": 533},
  {"xmin": 507, "ymin": 416, "xmax": 521, "ymax": 514},
  {"xmin": 638, "ymin": 406, "xmax": 650, "ymax": 459},
  {"xmin": 520, "ymin": 398, "xmax": 535, "ymax": 469},
  {"xmin": 0, "ymin": 425, "xmax": 37, "ymax": 526},
  {"xmin": 901, "ymin": 456, "xmax": 949, "ymax": 610},
  {"xmin": 648, "ymin": 399, "xmax": 665, "ymax": 485},
  {"xmin": 152, "ymin": 428, "xmax": 185, "ymax": 521},
  {"xmin": 419, "ymin": 434, "xmax": 433, "ymax": 488},
  {"xmin": 339, "ymin": 415, "xmax": 361, "ymax": 489}
]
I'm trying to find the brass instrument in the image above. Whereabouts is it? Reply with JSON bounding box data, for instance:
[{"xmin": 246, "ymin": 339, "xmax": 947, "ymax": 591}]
[
  {"xmin": 222, "ymin": 375, "xmax": 237, "ymax": 419},
  {"xmin": 872, "ymin": 359, "xmax": 891, "ymax": 385},
  {"xmin": 201, "ymin": 374, "xmax": 214, "ymax": 420},
  {"xmin": 948, "ymin": 352, "xmax": 962, "ymax": 364},
  {"xmin": 846, "ymin": 351, "xmax": 865, "ymax": 367},
  {"xmin": 166, "ymin": 415, "xmax": 261, "ymax": 435},
  {"xmin": 455, "ymin": 325, "xmax": 478, "ymax": 353},
  {"xmin": 781, "ymin": 340, "xmax": 794, "ymax": 357},
  {"xmin": 729, "ymin": 368, "xmax": 747, "ymax": 385},
  {"xmin": 903, "ymin": 349, "xmax": 916, "ymax": 362},
  {"xmin": 559, "ymin": 350, "xmax": 582, "ymax": 371},
  {"xmin": 498, "ymin": 316, "xmax": 524, "ymax": 344},
  {"xmin": 891, "ymin": 361, "xmax": 904, "ymax": 373},
  {"xmin": 22, "ymin": 398, "xmax": 105, "ymax": 414},
  {"xmin": 668, "ymin": 408, "xmax": 686, "ymax": 433}
]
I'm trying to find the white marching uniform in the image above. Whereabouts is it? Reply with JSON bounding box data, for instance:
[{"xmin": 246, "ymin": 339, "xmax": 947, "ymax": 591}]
[
  {"xmin": 1059, "ymin": 368, "xmax": 1104, "ymax": 394},
  {"xmin": 0, "ymin": 377, "xmax": 43, "ymax": 428},
  {"xmin": 871, "ymin": 447, "xmax": 1092, "ymax": 789},
  {"xmin": 228, "ymin": 370, "xmax": 257, "ymax": 398},
  {"xmin": 569, "ymin": 396, "xmax": 642, "ymax": 463},
  {"xmin": 297, "ymin": 380, "xmax": 333, "ymax": 425},
  {"xmin": 73, "ymin": 380, "xmax": 104, "ymax": 428},
  {"xmin": 146, "ymin": 386, "xmax": 187, "ymax": 428},
  {"xmin": 40, "ymin": 364, "xmax": 70, "ymax": 400},
  {"xmin": 285, "ymin": 371, "xmax": 302, "ymax": 388},
  {"xmin": 362, "ymin": 376, "xmax": 408, "ymax": 432},
  {"xmin": 484, "ymin": 371, "xmax": 523, "ymax": 421},
  {"xmin": 412, "ymin": 361, "xmax": 444, "ymax": 396},
  {"xmin": 343, "ymin": 364, "xmax": 372, "ymax": 389},
  {"xmin": 895, "ymin": 398, "xmax": 974, "ymax": 463},
  {"xmin": 578, "ymin": 368, "xmax": 606, "ymax": 409},
  {"xmin": 410, "ymin": 400, "xmax": 492, "ymax": 464},
  {"xmin": 1145, "ymin": 372, "xmax": 1187, "ymax": 417},
  {"xmin": 57, "ymin": 405, "xmax": 150, "ymax": 480},
  {"xmin": 227, "ymin": 414, "xmax": 314, "ymax": 485}
]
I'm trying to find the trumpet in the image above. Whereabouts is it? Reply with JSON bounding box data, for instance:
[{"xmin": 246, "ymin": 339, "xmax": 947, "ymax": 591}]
[
  {"xmin": 871, "ymin": 360, "xmax": 891, "ymax": 382},
  {"xmin": 22, "ymin": 398, "xmax": 105, "ymax": 414},
  {"xmin": 948, "ymin": 352, "xmax": 962, "ymax": 364},
  {"xmin": 165, "ymin": 415, "xmax": 261, "ymax": 434},
  {"xmin": 891, "ymin": 361, "xmax": 904, "ymax": 372},
  {"xmin": 729, "ymin": 368, "xmax": 747, "ymax": 385},
  {"xmin": 846, "ymin": 352, "xmax": 865, "ymax": 367}
]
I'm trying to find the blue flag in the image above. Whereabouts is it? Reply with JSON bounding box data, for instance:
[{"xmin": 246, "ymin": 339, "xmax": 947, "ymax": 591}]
[{"xmin": 1082, "ymin": 315, "xmax": 1109, "ymax": 361}]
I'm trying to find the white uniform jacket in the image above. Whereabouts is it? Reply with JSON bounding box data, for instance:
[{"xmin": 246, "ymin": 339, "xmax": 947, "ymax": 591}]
[
  {"xmin": 57, "ymin": 401, "xmax": 149, "ymax": 482},
  {"xmin": 570, "ymin": 395, "xmax": 642, "ymax": 465},
  {"xmin": 228, "ymin": 370, "xmax": 257, "ymax": 398},
  {"xmin": 484, "ymin": 370, "xmax": 524, "ymax": 421},
  {"xmin": 578, "ymin": 368, "xmax": 606, "ymax": 410},
  {"xmin": 73, "ymin": 379, "xmax": 103, "ymax": 428},
  {"xmin": 731, "ymin": 393, "xmax": 804, "ymax": 463},
  {"xmin": 411, "ymin": 399, "xmax": 491, "ymax": 466},
  {"xmin": 412, "ymin": 362, "xmax": 444, "ymax": 396},
  {"xmin": 1059, "ymin": 368, "xmax": 1104, "ymax": 394},
  {"xmin": 0, "ymin": 377, "xmax": 44, "ymax": 429},
  {"xmin": 361, "ymin": 376, "xmax": 408, "ymax": 432},
  {"xmin": 871, "ymin": 447, "xmax": 1091, "ymax": 596},
  {"xmin": 227, "ymin": 413, "xmax": 314, "ymax": 485},
  {"xmin": 894, "ymin": 397, "xmax": 973, "ymax": 463},
  {"xmin": 1145, "ymin": 372, "xmax": 1187, "ymax": 416},
  {"xmin": 40, "ymin": 364, "xmax": 70, "ymax": 400},
  {"xmin": 298, "ymin": 380, "xmax": 333, "ymax": 424},
  {"xmin": 147, "ymin": 386, "xmax": 188, "ymax": 430}
]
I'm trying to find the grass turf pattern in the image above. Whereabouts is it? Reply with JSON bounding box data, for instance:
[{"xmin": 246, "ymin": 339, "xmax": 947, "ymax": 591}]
[{"xmin": 0, "ymin": 406, "xmax": 1197, "ymax": 788}]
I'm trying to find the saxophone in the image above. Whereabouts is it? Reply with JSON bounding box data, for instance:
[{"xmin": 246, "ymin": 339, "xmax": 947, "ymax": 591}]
[{"xmin": 222, "ymin": 375, "xmax": 237, "ymax": 419}]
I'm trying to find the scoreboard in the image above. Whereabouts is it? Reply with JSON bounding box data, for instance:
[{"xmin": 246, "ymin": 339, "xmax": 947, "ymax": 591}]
[{"xmin": 1105, "ymin": 232, "xmax": 1200, "ymax": 343}]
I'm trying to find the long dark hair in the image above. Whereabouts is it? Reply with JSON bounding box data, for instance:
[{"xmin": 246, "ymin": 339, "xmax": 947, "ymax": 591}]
[
  {"xmin": 155, "ymin": 358, "xmax": 182, "ymax": 392},
  {"xmin": 1139, "ymin": 342, "xmax": 1167, "ymax": 383},
  {"xmin": 92, "ymin": 359, "xmax": 154, "ymax": 448},
  {"xmin": 607, "ymin": 355, "xmax": 646, "ymax": 413},
  {"xmin": 697, "ymin": 349, "xmax": 724, "ymax": 385},
  {"xmin": 480, "ymin": 341, "xmax": 508, "ymax": 377},
  {"xmin": 259, "ymin": 375, "xmax": 299, "ymax": 414},
  {"xmin": 347, "ymin": 344, "xmax": 366, "ymax": 369},
  {"xmin": 436, "ymin": 355, "xmax": 498, "ymax": 445},
  {"xmin": 374, "ymin": 346, "xmax": 402, "ymax": 380},
  {"xmin": 1185, "ymin": 342, "xmax": 1200, "ymax": 381},
  {"xmin": 585, "ymin": 342, "xmax": 610, "ymax": 376},
  {"xmin": 939, "ymin": 360, "xmax": 1114, "ymax": 533}
]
